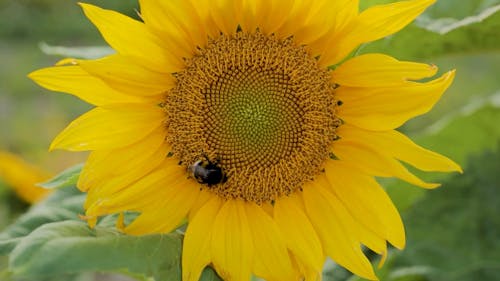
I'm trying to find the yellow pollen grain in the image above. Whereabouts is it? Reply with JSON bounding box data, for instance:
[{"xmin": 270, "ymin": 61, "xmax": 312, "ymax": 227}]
[{"xmin": 165, "ymin": 31, "xmax": 341, "ymax": 203}]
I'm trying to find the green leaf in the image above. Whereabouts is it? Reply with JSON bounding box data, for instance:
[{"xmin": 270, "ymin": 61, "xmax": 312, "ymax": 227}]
[
  {"xmin": 419, "ymin": 0, "xmax": 500, "ymax": 24},
  {"xmin": 199, "ymin": 267, "xmax": 223, "ymax": 281},
  {"xmin": 417, "ymin": 4, "xmax": 500, "ymax": 34},
  {"xmin": 391, "ymin": 146, "xmax": 500, "ymax": 281},
  {"xmin": 387, "ymin": 104, "xmax": 500, "ymax": 210},
  {"xmin": 342, "ymin": 255, "xmax": 435, "ymax": 281},
  {"xmin": 37, "ymin": 163, "xmax": 84, "ymax": 189},
  {"xmin": 39, "ymin": 42, "xmax": 114, "ymax": 59},
  {"xmin": 384, "ymin": 182, "xmax": 426, "ymax": 213},
  {"xmin": 358, "ymin": 0, "xmax": 500, "ymax": 214},
  {"xmin": 356, "ymin": 0, "xmax": 500, "ymax": 212},
  {"xmin": 386, "ymin": 103, "xmax": 500, "ymax": 210},
  {"xmin": 0, "ymin": 184, "xmax": 30, "ymax": 231},
  {"xmin": 8, "ymin": 221, "xmax": 183, "ymax": 281},
  {"xmin": 0, "ymin": 185, "xmax": 222, "ymax": 281},
  {"xmin": 0, "ymin": 187, "xmax": 84, "ymax": 255},
  {"xmin": 402, "ymin": 53, "xmax": 500, "ymax": 134},
  {"xmin": 359, "ymin": 5, "xmax": 500, "ymax": 60},
  {"xmin": 388, "ymin": 266, "xmax": 436, "ymax": 281},
  {"xmin": 414, "ymin": 104, "xmax": 500, "ymax": 166},
  {"xmin": 322, "ymin": 258, "xmax": 358, "ymax": 281},
  {"xmin": 383, "ymin": 53, "xmax": 500, "ymax": 210},
  {"xmin": 360, "ymin": 0, "xmax": 500, "ymax": 19}
]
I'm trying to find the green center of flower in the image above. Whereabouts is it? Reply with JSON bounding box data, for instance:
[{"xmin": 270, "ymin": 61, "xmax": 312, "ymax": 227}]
[
  {"xmin": 165, "ymin": 31, "xmax": 341, "ymax": 203},
  {"xmin": 204, "ymin": 67, "xmax": 304, "ymax": 168}
]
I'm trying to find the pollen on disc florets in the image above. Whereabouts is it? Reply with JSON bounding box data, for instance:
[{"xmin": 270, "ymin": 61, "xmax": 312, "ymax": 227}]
[{"xmin": 164, "ymin": 31, "xmax": 341, "ymax": 203}]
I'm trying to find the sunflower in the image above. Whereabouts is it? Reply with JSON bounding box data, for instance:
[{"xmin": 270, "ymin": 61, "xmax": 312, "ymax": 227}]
[{"xmin": 29, "ymin": 0, "xmax": 461, "ymax": 280}]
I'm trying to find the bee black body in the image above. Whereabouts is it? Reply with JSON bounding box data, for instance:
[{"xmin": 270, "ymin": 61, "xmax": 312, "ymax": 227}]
[{"xmin": 189, "ymin": 160, "xmax": 226, "ymax": 186}]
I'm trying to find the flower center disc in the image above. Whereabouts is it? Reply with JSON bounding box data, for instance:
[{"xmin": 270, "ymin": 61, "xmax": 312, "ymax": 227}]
[{"xmin": 165, "ymin": 32, "xmax": 340, "ymax": 203}]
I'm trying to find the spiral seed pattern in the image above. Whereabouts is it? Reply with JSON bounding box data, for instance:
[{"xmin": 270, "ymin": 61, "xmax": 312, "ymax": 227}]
[{"xmin": 165, "ymin": 32, "xmax": 341, "ymax": 203}]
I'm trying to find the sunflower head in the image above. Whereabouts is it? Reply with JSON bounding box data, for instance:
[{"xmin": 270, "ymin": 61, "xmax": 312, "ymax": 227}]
[
  {"xmin": 166, "ymin": 31, "xmax": 341, "ymax": 203},
  {"xmin": 29, "ymin": 0, "xmax": 461, "ymax": 280}
]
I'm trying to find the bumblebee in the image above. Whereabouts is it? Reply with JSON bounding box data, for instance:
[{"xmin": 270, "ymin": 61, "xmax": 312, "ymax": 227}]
[{"xmin": 188, "ymin": 159, "xmax": 226, "ymax": 186}]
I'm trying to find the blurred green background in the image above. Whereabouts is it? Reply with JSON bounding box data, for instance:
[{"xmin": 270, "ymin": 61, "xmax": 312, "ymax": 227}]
[
  {"xmin": 0, "ymin": 0, "xmax": 499, "ymax": 280},
  {"xmin": 0, "ymin": 0, "xmax": 139, "ymax": 171}
]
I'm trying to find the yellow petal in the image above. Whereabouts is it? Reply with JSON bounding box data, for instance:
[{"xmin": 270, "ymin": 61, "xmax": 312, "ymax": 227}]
[
  {"xmin": 320, "ymin": 0, "xmax": 435, "ymax": 66},
  {"xmin": 124, "ymin": 188, "xmax": 199, "ymax": 235},
  {"xmin": 183, "ymin": 198, "xmax": 223, "ymax": 281},
  {"xmin": 275, "ymin": 0, "xmax": 313, "ymax": 38},
  {"xmin": 302, "ymin": 184, "xmax": 377, "ymax": 280},
  {"xmin": 28, "ymin": 66, "xmax": 148, "ymax": 106},
  {"xmin": 337, "ymin": 70, "xmax": 455, "ymax": 130},
  {"xmin": 116, "ymin": 212, "xmax": 125, "ymax": 231},
  {"xmin": 337, "ymin": 124, "xmax": 462, "ymax": 173},
  {"xmin": 334, "ymin": 138, "xmax": 440, "ymax": 188},
  {"xmin": 254, "ymin": 0, "xmax": 296, "ymax": 35},
  {"xmin": 307, "ymin": 0, "xmax": 359, "ymax": 56},
  {"xmin": 78, "ymin": 126, "xmax": 168, "ymax": 197},
  {"xmin": 88, "ymin": 159, "xmax": 188, "ymax": 214},
  {"xmin": 211, "ymin": 200, "xmax": 254, "ymax": 281},
  {"xmin": 50, "ymin": 103, "xmax": 165, "ymax": 151},
  {"xmin": 294, "ymin": 0, "xmax": 357, "ymax": 47},
  {"xmin": 79, "ymin": 3, "xmax": 183, "ymax": 72},
  {"xmin": 324, "ymin": 161, "xmax": 406, "ymax": 249},
  {"xmin": 355, "ymin": 0, "xmax": 436, "ymax": 43},
  {"xmin": 84, "ymin": 164, "xmax": 171, "ymax": 215},
  {"xmin": 317, "ymin": 175, "xmax": 388, "ymax": 258},
  {"xmin": 332, "ymin": 54, "xmax": 438, "ymax": 87},
  {"xmin": 332, "ymin": 0, "xmax": 359, "ymax": 31},
  {"xmin": 324, "ymin": 174, "xmax": 387, "ymax": 256},
  {"xmin": 139, "ymin": 0, "xmax": 208, "ymax": 54},
  {"xmin": 274, "ymin": 194, "xmax": 323, "ymax": 275},
  {"xmin": 0, "ymin": 151, "xmax": 52, "ymax": 203},
  {"xmin": 318, "ymin": 26, "xmax": 356, "ymax": 66},
  {"xmin": 246, "ymin": 203, "xmax": 295, "ymax": 281},
  {"xmin": 78, "ymin": 55, "xmax": 175, "ymax": 97},
  {"xmin": 188, "ymin": 0, "xmax": 220, "ymax": 40},
  {"xmin": 188, "ymin": 189, "xmax": 215, "ymax": 221},
  {"xmin": 85, "ymin": 160, "xmax": 198, "ymax": 235},
  {"xmin": 208, "ymin": 0, "xmax": 242, "ymax": 35},
  {"xmin": 236, "ymin": 0, "xmax": 257, "ymax": 33}
]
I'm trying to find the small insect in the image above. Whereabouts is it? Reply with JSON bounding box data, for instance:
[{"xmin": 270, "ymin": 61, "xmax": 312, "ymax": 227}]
[{"xmin": 188, "ymin": 159, "xmax": 226, "ymax": 186}]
